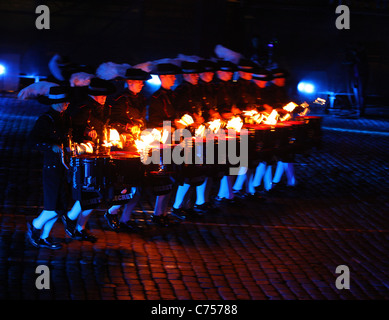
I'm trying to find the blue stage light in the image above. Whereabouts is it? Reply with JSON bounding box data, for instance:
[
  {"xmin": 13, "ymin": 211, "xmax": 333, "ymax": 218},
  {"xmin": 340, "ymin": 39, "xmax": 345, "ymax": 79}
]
[
  {"xmin": 0, "ymin": 64, "xmax": 5, "ymax": 75},
  {"xmin": 297, "ymin": 81, "xmax": 315, "ymax": 94},
  {"xmin": 147, "ymin": 74, "xmax": 161, "ymax": 86}
]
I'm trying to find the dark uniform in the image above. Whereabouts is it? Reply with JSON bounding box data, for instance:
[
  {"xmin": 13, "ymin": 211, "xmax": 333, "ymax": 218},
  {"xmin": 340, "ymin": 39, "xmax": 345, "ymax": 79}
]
[
  {"xmin": 148, "ymin": 87, "xmax": 177, "ymax": 128},
  {"xmin": 174, "ymin": 80, "xmax": 203, "ymax": 117},
  {"xmin": 67, "ymin": 95, "xmax": 107, "ymax": 143},
  {"xmin": 266, "ymin": 68, "xmax": 290, "ymax": 109},
  {"xmin": 110, "ymin": 90, "xmax": 147, "ymax": 131},
  {"xmin": 235, "ymin": 58, "xmax": 260, "ymax": 111},
  {"xmin": 252, "ymin": 68, "xmax": 274, "ymax": 111},
  {"xmin": 29, "ymin": 106, "xmax": 70, "ymax": 214},
  {"xmin": 214, "ymin": 79, "xmax": 238, "ymax": 115},
  {"xmin": 197, "ymin": 59, "xmax": 219, "ymax": 121},
  {"xmin": 265, "ymin": 84, "xmax": 289, "ymax": 109},
  {"xmin": 213, "ymin": 60, "xmax": 239, "ymax": 115},
  {"xmin": 253, "ymin": 85, "xmax": 272, "ymax": 110},
  {"xmin": 235, "ymin": 78, "xmax": 258, "ymax": 111},
  {"xmin": 198, "ymin": 78, "xmax": 218, "ymax": 118},
  {"xmin": 109, "ymin": 67, "xmax": 151, "ymax": 132}
]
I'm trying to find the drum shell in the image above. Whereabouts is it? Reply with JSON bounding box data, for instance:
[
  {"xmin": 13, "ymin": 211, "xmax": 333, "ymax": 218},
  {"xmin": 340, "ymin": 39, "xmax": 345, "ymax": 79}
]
[
  {"xmin": 69, "ymin": 155, "xmax": 110, "ymax": 209},
  {"xmin": 70, "ymin": 155, "xmax": 110, "ymax": 192},
  {"xmin": 109, "ymin": 153, "xmax": 143, "ymax": 187},
  {"xmin": 245, "ymin": 125, "xmax": 279, "ymax": 164},
  {"xmin": 283, "ymin": 120, "xmax": 309, "ymax": 155},
  {"xmin": 295, "ymin": 116, "xmax": 322, "ymax": 149}
]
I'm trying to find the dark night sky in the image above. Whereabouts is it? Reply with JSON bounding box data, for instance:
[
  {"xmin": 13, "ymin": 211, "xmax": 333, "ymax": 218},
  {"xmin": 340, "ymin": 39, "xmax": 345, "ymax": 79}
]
[{"xmin": 0, "ymin": 0, "xmax": 388, "ymax": 98}]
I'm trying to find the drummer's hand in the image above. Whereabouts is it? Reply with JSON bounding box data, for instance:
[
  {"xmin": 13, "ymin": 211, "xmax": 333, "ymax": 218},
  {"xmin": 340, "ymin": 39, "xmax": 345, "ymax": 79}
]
[
  {"xmin": 174, "ymin": 119, "xmax": 186, "ymax": 129},
  {"xmin": 263, "ymin": 104, "xmax": 273, "ymax": 113},
  {"xmin": 52, "ymin": 145, "xmax": 62, "ymax": 153},
  {"xmin": 221, "ymin": 112, "xmax": 233, "ymax": 120},
  {"xmin": 193, "ymin": 113, "xmax": 204, "ymax": 124},
  {"xmin": 231, "ymin": 106, "xmax": 242, "ymax": 116},
  {"xmin": 209, "ymin": 109, "xmax": 222, "ymax": 120},
  {"xmin": 87, "ymin": 130, "xmax": 98, "ymax": 139}
]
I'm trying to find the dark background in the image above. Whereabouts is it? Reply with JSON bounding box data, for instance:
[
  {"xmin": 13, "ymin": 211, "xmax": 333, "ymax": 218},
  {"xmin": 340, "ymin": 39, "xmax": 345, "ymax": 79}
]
[{"xmin": 0, "ymin": 0, "xmax": 388, "ymax": 102}]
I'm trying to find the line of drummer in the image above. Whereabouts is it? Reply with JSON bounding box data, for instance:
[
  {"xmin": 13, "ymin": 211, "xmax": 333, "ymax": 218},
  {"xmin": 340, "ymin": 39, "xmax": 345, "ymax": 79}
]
[{"xmin": 63, "ymin": 58, "xmax": 322, "ymax": 234}]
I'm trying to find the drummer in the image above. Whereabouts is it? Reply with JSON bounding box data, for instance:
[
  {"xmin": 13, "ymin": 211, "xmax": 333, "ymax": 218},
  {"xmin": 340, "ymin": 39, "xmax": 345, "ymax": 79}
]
[
  {"xmin": 62, "ymin": 78, "xmax": 116, "ymax": 242},
  {"xmin": 267, "ymin": 68, "xmax": 297, "ymax": 190},
  {"xmin": 232, "ymin": 59, "xmax": 266, "ymax": 201},
  {"xmin": 171, "ymin": 61, "xmax": 209, "ymax": 219},
  {"xmin": 213, "ymin": 60, "xmax": 240, "ymax": 205},
  {"xmin": 109, "ymin": 67, "xmax": 151, "ymax": 132},
  {"xmin": 147, "ymin": 62, "xmax": 182, "ymax": 226},
  {"xmin": 250, "ymin": 68, "xmax": 274, "ymax": 193},
  {"xmin": 234, "ymin": 58, "xmax": 259, "ymax": 112},
  {"xmin": 197, "ymin": 59, "xmax": 220, "ymax": 121},
  {"xmin": 104, "ymin": 67, "xmax": 151, "ymax": 232},
  {"xmin": 252, "ymin": 67, "xmax": 273, "ymax": 113},
  {"xmin": 27, "ymin": 86, "xmax": 71, "ymax": 249}
]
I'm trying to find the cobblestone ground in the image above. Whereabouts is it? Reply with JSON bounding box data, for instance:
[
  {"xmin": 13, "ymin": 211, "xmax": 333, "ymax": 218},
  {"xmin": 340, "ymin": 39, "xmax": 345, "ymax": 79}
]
[{"xmin": 0, "ymin": 94, "xmax": 388, "ymax": 300}]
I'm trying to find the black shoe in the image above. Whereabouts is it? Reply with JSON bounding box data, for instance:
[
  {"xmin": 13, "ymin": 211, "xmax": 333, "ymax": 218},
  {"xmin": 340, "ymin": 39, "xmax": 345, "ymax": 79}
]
[
  {"xmin": 104, "ymin": 212, "xmax": 120, "ymax": 231},
  {"xmin": 232, "ymin": 190, "xmax": 248, "ymax": 199},
  {"xmin": 152, "ymin": 214, "xmax": 171, "ymax": 227},
  {"xmin": 73, "ymin": 229, "xmax": 97, "ymax": 243},
  {"xmin": 184, "ymin": 208, "xmax": 202, "ymax": 219},
  {"xmin": 194, "ymin": 202, "xmax": 218, "ymax": 214},
  {"xmin": 214, "ymin": 196, "xmax": 240, "ymax": 206},
  {"xmin": 37, "ymin": 237, "xmax": 62, "ymax": 250},
  {"xmin": 214, "ymin": 196, "xmax": 227, "ymax": 204},
  {"xmin": 246, "ymin": 192, "xmax": 266, "ymax": 202},
  {"xmin": 119, "ymin": 221, "xmax": 139, "ymax": 232},
  {"xmin": 170, "ymin": 208, "xmax": 187, "ymax": 220},
  {"xmin": 62, "ymin": 215, "xmax": 77, "ymax": 238},
  {"xmin": 26, "ymin": 221, "xmax": 41, "ymax": 248}
]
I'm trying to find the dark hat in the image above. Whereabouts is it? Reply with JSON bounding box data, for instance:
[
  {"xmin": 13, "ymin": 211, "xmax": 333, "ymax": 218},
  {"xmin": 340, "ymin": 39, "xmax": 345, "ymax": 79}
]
[
  {"xmin": 87, "ymin": 78, "xmax": 116, "ymax": 96},
  {"xmin": 216, "ymin": 60, "xmax": 238, "ymax": 72},
  {"xmin": 151, "ymin": 63, "xmax": 182, "ymax": 75},
  {"xmin": 197, "ymin": 59, "xmax": 218, "ymax": 72},
  {"xmin": 271, "ymin": 68, "xmax": 289, "ymax": 78},
  {"xmin": 237, "ymin": 58, "xmax": 258, "ymax": 73},
  {"xmin": 252, "ymin": 68, "xmax": 273, "ymax": 81},
  {"xmin": 180, "ymin": 61, "xmax": 204, "ymax": 74},
  {"xmin": 124, "ymin": 68, "xmax": 152, "ymax": 81},
  {"xmin": 37, "ymin": 86, "xmax": 71, "ymax": 105}
]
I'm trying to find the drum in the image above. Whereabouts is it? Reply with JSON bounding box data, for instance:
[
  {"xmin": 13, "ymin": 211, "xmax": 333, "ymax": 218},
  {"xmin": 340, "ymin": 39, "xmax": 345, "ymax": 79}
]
[
  {"xmin": 283, "ymin": 120, "xmax": 308, "ymax": 154},
  {"xmin": 143, "ymin": 143, "xmax": 177, "ymax": 196},
  {"xmin": 295, "ymin": 116, "xmax": 323, "ymax": 149},
  {"xmin": 70, "ymin": 154, "xmax": 111, "ymax": 209},
  {"xmin": 70, "ymin": 155, "xmax": 111, "ymax": 192},
  {"xmin": 244, "ymin": 124, "xmax": 278, "ymax": 164},
  {"xmin": 101, "ymin": 151, "xmax": 143, "ymax": 205},
  {"xmin": 174, "ymin": 137, "xmax": 208, "ymax": 186},
  {"xmin": 109, "ymin": 151, "xmax": 143, "ymax": 186}
]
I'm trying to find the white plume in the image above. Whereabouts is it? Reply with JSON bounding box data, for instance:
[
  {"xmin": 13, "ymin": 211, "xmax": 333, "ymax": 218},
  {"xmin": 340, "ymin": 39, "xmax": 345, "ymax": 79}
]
[
  {"xmin": 48, "ymin": 54, "xmax": 65, "ymax": 81},
  {"xmin": 214, "ymin": 44, "xmax": 243, "ymax": 64},
  {"xmin": 176, "ymin": 54, "xmax": 202, "ymax": 62},
  {"xmin": 151, "ymin": 57, "xmax": 181, "ymax": 66},
  {"xmin": 18, "ymin": 81, "xmax": 58, "ymax": 100},
  {"xmin": 133, "ymin": 61, "xmax": 153, "ymax": 72},
  {"xmin": 69, "ymin": 72, "xmax": 95, "ymax": 87},
  {"xmin": 96, "ymin": 62, "xmax": 131, "ymax": 80}
]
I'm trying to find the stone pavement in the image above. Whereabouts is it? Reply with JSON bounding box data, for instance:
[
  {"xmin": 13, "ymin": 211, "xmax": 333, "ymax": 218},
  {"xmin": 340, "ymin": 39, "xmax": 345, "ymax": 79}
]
[{"xmin": 0, "ymin": 93, "xmax": 388, "ymax": 301}]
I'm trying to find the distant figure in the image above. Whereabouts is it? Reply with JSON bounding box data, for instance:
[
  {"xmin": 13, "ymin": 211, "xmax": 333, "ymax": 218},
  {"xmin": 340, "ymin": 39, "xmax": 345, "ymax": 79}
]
[{"xmin": 344, "ymin": 46, "xmax": 369, "ymax": 117}]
